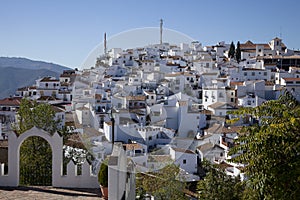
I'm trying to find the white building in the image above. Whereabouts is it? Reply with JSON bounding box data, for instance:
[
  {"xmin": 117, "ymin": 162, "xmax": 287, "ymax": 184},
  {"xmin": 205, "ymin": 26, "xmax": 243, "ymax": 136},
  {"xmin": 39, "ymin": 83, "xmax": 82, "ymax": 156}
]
[{"xmin": 170, "ymin": 147, "xmax": 197, "ymax": 174}]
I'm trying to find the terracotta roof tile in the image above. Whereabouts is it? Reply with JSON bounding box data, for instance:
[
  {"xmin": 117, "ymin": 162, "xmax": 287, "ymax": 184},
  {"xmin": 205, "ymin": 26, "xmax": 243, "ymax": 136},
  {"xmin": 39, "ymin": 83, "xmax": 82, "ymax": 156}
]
[{"xmin": 0, "ymin": 97, "xmax": 21, "ymax": 106}]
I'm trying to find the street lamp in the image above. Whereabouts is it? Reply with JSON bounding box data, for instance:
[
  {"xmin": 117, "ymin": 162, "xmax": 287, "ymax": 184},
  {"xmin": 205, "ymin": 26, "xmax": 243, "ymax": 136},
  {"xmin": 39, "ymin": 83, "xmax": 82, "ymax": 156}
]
[{"xmin": 108, "ymin": 108, "xmax": 115, "ymax": 144}]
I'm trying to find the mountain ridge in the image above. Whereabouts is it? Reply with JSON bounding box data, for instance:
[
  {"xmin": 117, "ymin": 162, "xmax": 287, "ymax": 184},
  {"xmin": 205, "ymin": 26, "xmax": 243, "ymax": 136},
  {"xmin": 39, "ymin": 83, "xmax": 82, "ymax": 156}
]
[
  {"xmin": 0, "ymin": 57, "xmax": 72, "ymax": 99},
  {"xmin": 0, "ymin": 57, "xmax": 70, "ymax": 73}
]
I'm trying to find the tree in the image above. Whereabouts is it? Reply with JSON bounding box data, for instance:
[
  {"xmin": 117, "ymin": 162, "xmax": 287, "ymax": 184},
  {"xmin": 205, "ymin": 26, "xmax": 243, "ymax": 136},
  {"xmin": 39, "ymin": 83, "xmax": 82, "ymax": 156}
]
[
  {"xmin": 14, "ymin": 98, "xmax": 60, "ymax": 185},
  {"xmin": 235, "ymin": 41, "xmax": 241, "ymax": 63},
  {"xmin": 136, "ymin": 164, "xmax": 188, "ymax": 200},
  {"xmin": 228, "ymin": 92, "xmax": 300, "ymax": 199},
  {"xmin": 197, "ymin": 160, "xmax": 243, "ymax": 200},
  {"xmin": 228, "ymin": 42, "xmax": 235, "ymax": 59},
  {"xmin": 15, "ymin": 98, "xmax": 59, "ymax": 134}
]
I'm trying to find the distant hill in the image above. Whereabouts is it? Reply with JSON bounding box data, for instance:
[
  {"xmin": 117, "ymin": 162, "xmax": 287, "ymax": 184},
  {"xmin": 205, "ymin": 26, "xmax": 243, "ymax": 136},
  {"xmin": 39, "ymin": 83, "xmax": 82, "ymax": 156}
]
[
  {"xmin": 0, "ymin": 57, "xmax": 71, "ymax": 99},
  {"xmin": 0, "ymin": 57, "xmax": 70, "ymax": 73}
]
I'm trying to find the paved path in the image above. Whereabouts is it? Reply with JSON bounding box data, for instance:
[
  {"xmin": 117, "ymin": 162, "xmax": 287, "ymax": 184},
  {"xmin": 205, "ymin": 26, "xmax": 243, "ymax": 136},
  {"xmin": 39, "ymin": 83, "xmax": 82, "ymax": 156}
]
[{"xmin": 0, "ymin": 186, "xmax": 104, "ymax": 200}]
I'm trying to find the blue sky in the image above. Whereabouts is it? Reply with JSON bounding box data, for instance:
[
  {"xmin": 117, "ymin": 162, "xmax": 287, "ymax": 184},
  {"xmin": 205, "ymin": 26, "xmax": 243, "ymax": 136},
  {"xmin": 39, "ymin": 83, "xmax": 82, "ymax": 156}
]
[{"xmin": 0, "ymin": 0, "xmax": 299, "ymax": 68}]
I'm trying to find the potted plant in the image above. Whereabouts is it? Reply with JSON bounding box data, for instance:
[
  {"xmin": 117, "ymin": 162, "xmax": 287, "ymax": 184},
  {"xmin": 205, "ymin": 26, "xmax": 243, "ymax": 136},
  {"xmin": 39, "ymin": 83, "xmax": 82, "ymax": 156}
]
[{"xmin": 98, "ymin": 160, "xmax": 108, "ymax": 199}]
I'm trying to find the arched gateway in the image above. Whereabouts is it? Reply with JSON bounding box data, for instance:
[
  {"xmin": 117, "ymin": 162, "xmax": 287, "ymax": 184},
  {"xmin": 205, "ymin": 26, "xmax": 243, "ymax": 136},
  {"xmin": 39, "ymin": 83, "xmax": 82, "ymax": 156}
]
[{"xmin": 0, "ymin": 126, "xmax": 98, "ymax": 188}]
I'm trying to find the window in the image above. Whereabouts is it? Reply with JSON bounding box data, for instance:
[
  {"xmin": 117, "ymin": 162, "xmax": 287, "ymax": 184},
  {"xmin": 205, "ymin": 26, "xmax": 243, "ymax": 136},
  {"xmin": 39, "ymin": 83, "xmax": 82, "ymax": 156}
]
[
  {"xmin": 151, "ymin": 96, "xmax": 154, "ymax": 99},
  {"xmin": 231, "ymin": 98, "xmax": 234, "ymax": 102},
  {"xmin": 252, "ymin": 72, "xmax": 255, "ymax": 76},
  {"xmin": 183, "ymin": 159, "xmax": 186, "ymax": 164},
  {"xmin": 264, "ymin": 72, "xmax": 267, "ymax": 76},
  {"xmin": 149, "ymin": 136, "xmax": 152, "ymax": 141},
  {"xmin": 244, "ymin": 72, "xmax": 247, "ymax": 76}
]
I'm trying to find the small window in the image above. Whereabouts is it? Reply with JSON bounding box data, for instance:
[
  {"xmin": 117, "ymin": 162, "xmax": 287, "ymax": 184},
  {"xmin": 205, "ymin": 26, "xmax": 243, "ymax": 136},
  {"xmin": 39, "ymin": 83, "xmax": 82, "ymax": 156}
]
[
  {"xmin": 149, "ymin": 136, "xmax": 152, "ymax": 141},
  {"xmin": 244, "ymin": 72, "xmax": 247, "ymax": 76},
  {"xmin": 183, "ymin": 159, "xmax": 186, "ymax": 164}
]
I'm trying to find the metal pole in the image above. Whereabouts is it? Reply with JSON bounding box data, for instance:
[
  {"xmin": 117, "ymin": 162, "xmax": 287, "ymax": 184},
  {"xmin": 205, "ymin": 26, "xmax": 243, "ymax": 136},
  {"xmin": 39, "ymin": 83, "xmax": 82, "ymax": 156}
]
[{"xmin": 111, "ymin": 116, "xmax": 115, "ymax": 144}]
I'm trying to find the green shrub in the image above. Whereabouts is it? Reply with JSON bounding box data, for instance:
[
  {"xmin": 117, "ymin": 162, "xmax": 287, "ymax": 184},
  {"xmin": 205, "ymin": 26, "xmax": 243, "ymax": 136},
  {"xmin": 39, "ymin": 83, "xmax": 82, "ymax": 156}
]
[{"xmin": 98, "ymin": 161, "xmax": 108, "ymax": 187}]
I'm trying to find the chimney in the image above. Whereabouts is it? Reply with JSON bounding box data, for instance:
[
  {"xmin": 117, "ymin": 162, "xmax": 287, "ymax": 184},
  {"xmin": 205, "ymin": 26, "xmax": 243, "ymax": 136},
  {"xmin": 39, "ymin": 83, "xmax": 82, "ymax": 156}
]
[
  {"xmin": 160, "ymin": 19, "xmax": 163, "ymax": 45},
  {"xmin": 104, "ymin": 32, "xmax": 107, "ymax": 54}
]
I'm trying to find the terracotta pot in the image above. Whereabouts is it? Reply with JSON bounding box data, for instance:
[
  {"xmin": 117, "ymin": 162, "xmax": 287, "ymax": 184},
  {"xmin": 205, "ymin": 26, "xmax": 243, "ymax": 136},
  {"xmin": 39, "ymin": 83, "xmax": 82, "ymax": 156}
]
[{"xmin": 100, "ymin": 185, "xmax": 108, "ymax": 200}]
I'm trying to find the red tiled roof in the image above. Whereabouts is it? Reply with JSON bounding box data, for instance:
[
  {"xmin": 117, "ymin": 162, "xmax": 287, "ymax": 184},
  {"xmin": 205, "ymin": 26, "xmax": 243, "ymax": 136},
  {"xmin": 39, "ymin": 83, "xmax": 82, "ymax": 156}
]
[
  {"xmin": 172, "ymin": 147, "xmax": 195, "ymax": 154},
  {"xmin": 40, "ymin": 77, "xmax": 59, "ymax": 82},
  {"xmin": 283, "ymin": 77, "xmax": 300, "ymax": 81},
  {"xmin": 230, "ymin": 81, "xmax": 244, "ymax": 86},
  {"xmin": 126, "ymin": 95, "xmax": 146, "ymax": 101},
  {"xmin": 0, "ymin": 97, "xmax": 21, "ymax": 106},
  {"xmin": 123, "ymin": 143, "xmax": 142, "ymax": 150}
]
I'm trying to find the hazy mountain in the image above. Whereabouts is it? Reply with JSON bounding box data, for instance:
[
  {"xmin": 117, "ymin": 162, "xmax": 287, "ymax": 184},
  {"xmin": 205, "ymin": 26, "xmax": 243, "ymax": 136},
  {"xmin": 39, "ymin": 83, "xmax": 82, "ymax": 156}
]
[
  {"xmin": 0, "ymin": 57, "xmax": 70, "ymax": 73},
  {"xmin": 0, "ymin": 57, "xmax": 71, "ymax": 99}
]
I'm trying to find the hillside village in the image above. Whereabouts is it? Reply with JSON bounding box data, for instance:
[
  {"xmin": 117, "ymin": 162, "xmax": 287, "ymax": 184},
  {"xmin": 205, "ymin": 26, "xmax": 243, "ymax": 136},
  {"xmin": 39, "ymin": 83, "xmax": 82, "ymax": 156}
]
[{"xmin": 1, "ymin": 37, "xmax": 300, "ymax": 198}]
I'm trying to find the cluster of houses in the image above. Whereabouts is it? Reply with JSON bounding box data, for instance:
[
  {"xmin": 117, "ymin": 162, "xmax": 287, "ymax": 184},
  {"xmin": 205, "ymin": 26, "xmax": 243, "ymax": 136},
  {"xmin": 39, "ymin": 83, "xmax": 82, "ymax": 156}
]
[{"xmin": 1, "ymin": 37, "xmax": 300, "ymax": 196}]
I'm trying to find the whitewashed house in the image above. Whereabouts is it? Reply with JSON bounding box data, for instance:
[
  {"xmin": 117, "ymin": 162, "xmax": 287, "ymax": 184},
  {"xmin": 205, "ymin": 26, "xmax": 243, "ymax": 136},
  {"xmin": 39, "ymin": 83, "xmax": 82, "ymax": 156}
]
[{"xmin": 170, "ymin": 147, "xmax": 197, "ymax": 174}]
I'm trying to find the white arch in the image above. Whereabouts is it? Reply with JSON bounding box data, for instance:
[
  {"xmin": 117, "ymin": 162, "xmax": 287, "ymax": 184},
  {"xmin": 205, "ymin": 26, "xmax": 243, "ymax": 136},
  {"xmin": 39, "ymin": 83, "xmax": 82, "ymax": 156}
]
[{"xmin": 2, "ymin": 126, "xmax": 63, "ymax": 186}]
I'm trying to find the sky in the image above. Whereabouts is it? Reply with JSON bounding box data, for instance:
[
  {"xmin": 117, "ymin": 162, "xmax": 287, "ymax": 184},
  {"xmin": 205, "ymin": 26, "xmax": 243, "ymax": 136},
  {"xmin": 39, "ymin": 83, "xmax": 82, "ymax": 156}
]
[{"xmin": 0, "ymin": 0, "xmax": 300, "ymax": 68}]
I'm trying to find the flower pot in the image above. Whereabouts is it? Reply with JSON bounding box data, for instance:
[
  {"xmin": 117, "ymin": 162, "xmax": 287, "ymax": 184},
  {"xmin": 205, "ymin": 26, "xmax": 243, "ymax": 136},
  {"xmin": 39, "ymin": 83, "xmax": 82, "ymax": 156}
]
[{"xmin": 100, "ymin": 185, "xmax": 108, "ymax": 200}]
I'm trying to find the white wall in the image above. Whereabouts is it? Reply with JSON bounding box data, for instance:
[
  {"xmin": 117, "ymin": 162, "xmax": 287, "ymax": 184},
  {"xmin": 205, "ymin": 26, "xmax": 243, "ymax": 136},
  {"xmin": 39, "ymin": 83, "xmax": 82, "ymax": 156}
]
[{"xmin": 170, "ymin": 148, "xmax": 197, "ymax": 174}]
